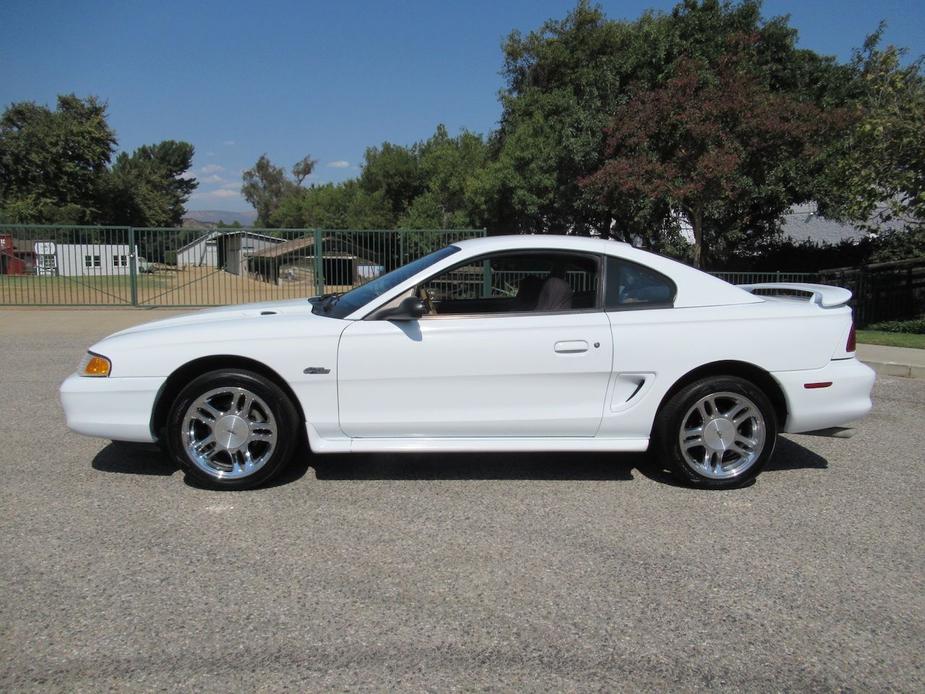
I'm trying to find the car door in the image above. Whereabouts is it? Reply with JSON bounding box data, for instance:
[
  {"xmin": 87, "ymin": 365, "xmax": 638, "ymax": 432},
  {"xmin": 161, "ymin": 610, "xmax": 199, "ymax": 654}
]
[
  {"xmin": 337, "ymin": 312, "xmax": 613, "ymax": 437},
  {"xmin": 336, "ymin": 251, "xmax": 614, "ymax": 438}
]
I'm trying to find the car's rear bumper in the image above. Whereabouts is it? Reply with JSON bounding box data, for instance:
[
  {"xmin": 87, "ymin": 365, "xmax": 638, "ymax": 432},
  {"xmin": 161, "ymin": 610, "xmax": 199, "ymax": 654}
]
[
  {"xmin": 773, "ymin": 358, "xmax": 875, "ymax": 434},
  {"xmin": 60, "ymin": 373, "xmax": 165, "ymax": 443}
]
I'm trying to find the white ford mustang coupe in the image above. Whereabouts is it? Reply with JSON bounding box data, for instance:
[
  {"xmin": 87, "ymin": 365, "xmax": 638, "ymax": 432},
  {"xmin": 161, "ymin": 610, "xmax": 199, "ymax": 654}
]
[{"xmin": 61, "ymin": 235, "xmax": 875, "ymax": 490}]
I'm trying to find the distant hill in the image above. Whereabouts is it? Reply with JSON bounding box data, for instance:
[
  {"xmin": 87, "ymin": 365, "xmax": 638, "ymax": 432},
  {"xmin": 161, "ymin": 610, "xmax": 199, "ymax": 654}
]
[{"xmin": 182, "ymin": 209, "xmax": 257, "ymax": 228}]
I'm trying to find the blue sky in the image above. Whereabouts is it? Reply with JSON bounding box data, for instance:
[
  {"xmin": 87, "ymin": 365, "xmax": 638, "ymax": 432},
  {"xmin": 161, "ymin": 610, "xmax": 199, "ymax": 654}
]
[{"xmin": 1, "ymin": 0, "xmax": 923, "ymax": 212}]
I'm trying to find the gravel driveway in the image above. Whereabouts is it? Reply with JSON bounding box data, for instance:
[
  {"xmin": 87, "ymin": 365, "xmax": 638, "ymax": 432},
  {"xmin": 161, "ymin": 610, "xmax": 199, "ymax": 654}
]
[{"xmin": 1, "ymin": 310, "xmax": 922, "ymax": 692}]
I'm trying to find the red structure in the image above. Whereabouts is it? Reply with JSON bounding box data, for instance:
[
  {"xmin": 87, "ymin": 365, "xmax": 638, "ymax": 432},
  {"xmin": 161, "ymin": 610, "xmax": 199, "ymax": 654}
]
[{"xmin": 0, "ymin": 234, "xmax": 32, "ymax": 275}]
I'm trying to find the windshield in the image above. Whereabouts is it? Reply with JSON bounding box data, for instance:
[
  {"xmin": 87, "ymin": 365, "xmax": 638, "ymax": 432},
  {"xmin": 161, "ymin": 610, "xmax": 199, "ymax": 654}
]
[{"xmin": 313, "ymin": 245, "xmax": 461, "ymax": 319}]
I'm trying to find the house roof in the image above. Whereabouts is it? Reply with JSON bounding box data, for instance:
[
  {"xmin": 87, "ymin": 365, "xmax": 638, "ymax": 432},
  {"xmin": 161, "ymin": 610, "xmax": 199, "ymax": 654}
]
[
  {"xmin": 781, "ymin": 202, "xmax": 905, "ymax": 244},
  {"xmin": 176, "ymin": 231, "xmax": 219, "ymax": 253},
  {"xmin": 223, "ymin": 230, "xmax": 285, "ymax": 243},
  {"xmin": 251, "ymin": 235, "xmax": 316, "ymax": 259},
  {"xmin": 250, "ymin": 234, "xmax": 363, "ymax": 260},
  {"xmin": 176, "ymin": 230, "xmax": 285, "ymax": 254}
]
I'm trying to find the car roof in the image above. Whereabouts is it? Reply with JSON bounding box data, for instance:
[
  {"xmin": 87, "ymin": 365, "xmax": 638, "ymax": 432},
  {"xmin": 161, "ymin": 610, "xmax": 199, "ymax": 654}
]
[{"xmin": 453, "ymin": 235, "xmax": 760, "ymax": 309}]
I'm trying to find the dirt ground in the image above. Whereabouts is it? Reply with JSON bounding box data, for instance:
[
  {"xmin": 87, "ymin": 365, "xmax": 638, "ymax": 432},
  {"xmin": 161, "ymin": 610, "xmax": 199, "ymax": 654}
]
[{"xmin": 0, "ymin": 267, "xmax": 331, "ymax": 306}]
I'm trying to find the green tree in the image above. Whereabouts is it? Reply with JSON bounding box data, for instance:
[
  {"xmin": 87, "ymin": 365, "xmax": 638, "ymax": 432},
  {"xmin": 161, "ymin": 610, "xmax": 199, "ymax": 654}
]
[
  {"xmin": 291, "ymin": 155, "xmax": 317, "ymax": 185},
  {"xmin": 817, "ymin": 28, "xmax": 925, "ymax": 236},
  {"xmin": 270, "ymin": 125, "xmax": 488, "ymax": 232},
  {"xmin": 403, "ymin": 125, "xmax": 488, "ymax": 228},
  {"xmin": 583, "ymin": 48, "xmax": 843, "ymax": 267},
  {"xmin": 103, "ymin": 140, "xmax": 197, "ymax": 227},
  {"xmin": 359, "ymin": 142, "xmax": 423, "ymax": 223},
  {"xmin": 242, "ymin": 154, "xmax": 299, "ymax": 227},
  {"xmin": 480, "ymin": 0, "xmax": 847, "ymax": 241},
  {"xmin": 0, "ymin": 94, "xmax": 116, "ymax": 223},
  {"xmin": 271, "ymin": 179, "xmax": 393, "ymax": 230}
]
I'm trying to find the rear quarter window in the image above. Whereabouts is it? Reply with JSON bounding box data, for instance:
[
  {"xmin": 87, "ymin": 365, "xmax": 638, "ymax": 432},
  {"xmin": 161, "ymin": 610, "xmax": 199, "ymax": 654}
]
[{"xmin": 605, "ymin": 256, "xmax": 676, "ymax": 310}]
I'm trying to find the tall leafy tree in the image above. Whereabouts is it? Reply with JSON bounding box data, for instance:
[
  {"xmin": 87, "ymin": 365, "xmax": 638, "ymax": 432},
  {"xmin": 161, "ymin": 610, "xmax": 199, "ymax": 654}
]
[
  {"xmin": 583, "ymin": 45, "xmax": 844, "ymax": 267},
  {"xmin": 272, "ymin": 125, "xmax": 489, "ymax": 232},
  {"xmin": 399, "ymin": 124, "xmax": 488, "ymax": 229},
  {"xmin": 817, "ymin": 28, "xmax": 925, "ymax": 235},
  {"xmin": 103, "ymin": 140, "xmax": 197, "ymax": 227},
  {"xmin": 359, "ymin": 142, "xmax": 424, "ymax": 223},
  {"xmin": 271, "ymin": 180, "xmax": 392, "ymax": 230},
  {"xmin": 291, "ymin": 155, "xmax": 317, "ymax": 185},
  {"xmin": 479, "ymin": 0, "xmax": 847, "ymax": 245},
  {"xmin": 474, "ymin": 0, "xmax": 630, "ymax": 235},
  {"xmin": 241, "ymin": 154, "xmax": 299, "ymax": 227},
  {"xmin": 0, "ymin": 94, "xmax": 116, "ymax": 223}
]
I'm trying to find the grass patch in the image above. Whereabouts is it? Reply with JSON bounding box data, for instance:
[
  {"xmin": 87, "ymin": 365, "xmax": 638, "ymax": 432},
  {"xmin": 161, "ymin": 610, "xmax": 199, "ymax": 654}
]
[{"xmin": 856, "ymin": 330, "xmax": 925, "ymax": 350}]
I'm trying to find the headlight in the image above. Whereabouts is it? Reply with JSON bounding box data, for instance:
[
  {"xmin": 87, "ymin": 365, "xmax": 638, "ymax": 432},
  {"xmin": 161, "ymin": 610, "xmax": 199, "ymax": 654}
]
[{"xmin": 78, "ymin": 352, "xmax": 111, "ymax": 377}]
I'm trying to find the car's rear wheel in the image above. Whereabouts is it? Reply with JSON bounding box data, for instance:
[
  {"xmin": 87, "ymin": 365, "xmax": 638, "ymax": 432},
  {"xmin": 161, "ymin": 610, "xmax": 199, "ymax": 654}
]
[
  {"xmin": 166, "ymin": 370, "xmax": 300, "ymax": 490},
  {"xmin": 654, "ymin": 376, "xmax": 777, "ymax": 489}
]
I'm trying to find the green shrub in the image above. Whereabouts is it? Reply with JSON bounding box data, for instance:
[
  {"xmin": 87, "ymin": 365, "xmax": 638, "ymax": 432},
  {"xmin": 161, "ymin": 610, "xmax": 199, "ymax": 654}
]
[{"xmin": 865, "ymin": 318, "xmax": 925, "ymax": 334}]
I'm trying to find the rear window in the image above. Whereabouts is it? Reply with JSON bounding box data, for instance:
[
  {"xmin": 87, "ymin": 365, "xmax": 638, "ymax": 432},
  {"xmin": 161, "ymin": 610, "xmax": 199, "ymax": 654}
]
[{"xmin": 605, "ymin": 257, "xmax": 676, "ymax": 309}]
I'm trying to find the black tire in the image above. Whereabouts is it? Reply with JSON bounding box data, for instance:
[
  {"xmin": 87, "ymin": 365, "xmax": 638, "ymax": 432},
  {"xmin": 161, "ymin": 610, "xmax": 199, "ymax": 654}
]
[
  {"xmin": 166, "ymin": 369, "xmax": 300, "ymax": 490},
  {"xmin": 653, "ymin": 375, "xmax": 778, "ymax": 489}
]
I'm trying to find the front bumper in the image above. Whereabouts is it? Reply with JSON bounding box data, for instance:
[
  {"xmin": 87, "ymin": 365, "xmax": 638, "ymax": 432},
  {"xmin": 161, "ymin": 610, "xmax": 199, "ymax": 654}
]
[
  {"xmin": 59, "ymin": 373, "xmax": 165, "ymax": 443},
  {"xmin": 773, "ymin": 358, "xmax": 876, "ymax": 434}
]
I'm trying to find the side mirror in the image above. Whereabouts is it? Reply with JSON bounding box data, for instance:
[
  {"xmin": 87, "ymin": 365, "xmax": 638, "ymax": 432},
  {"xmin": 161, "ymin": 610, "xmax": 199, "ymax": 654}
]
[{"xmin": 377, "ymin": 296, "xmax": 427, "ymax": 321}]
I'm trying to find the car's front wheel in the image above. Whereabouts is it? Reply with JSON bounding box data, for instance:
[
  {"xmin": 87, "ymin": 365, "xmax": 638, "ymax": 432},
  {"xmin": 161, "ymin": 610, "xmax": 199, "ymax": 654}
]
[
  {"xmin": 166, "ymin": 370, "xmax": 300, "ymax": 490},
  {"xmin": 654, "ymin": 376, "xmax": 777, "ymax": 489}
]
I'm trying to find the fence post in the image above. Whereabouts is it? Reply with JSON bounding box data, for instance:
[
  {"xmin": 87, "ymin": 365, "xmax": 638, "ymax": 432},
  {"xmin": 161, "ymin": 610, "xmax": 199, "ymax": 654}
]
[
  {"xmin": 313, "ymin": 229, "xmax": 324, "ymax": 295},
  {"xmin": 128, "ymin": 227, "xmax": 138, "ymax": 306},
  {"xmin": 857, "ymin": 266, "xmax": 867, "ymax": 327},
  {"xmin": 399, "ymin": 230, "xmax": 405, "ymax": 266}
]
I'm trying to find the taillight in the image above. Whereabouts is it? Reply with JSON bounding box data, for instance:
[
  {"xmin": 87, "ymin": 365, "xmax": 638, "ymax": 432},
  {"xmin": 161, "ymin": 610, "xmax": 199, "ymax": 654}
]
[{"xmin": 846, "ymin": 322, "xmax": 856, "ymax": 352}]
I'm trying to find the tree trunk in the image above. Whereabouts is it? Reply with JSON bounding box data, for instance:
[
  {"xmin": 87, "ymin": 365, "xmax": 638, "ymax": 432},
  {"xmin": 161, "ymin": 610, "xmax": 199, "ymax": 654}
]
[{"xmin": 692, "ymin": 207, "xmax": 704, "ymax": 269}]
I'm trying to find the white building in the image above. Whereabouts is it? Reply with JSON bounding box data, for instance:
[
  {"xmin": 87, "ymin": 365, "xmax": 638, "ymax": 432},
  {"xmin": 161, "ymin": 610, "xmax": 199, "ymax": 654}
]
[
  {"xmin": 176, "ymin": 232, "xmax": 220, "ymax": 269},
  {"xmin": 175, "ymin": 231, "xmax": 284, "ymax": 276},
  {"xmin": 53, "ymin": 243, "xmax": 138, "ymax": 277},
  {"xmin": 223, "ymin": 232, "xmax": 284, "ymax": 276}
]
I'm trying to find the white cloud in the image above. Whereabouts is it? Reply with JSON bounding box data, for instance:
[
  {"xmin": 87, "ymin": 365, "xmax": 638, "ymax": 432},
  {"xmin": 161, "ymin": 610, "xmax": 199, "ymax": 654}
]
[
  {"xmin": 200, "ymin": 164, "xmax": 224, "ymax": 174},
  {"xmin": 223, "ymin": 140, "xmax": 236, "ymax": 146},
  {"xmin": 201, "ymin": 174, "xmax": 225, "ymax": 184},
  {"xmin": 191, "ymin": 187, "xmax": 241, "ymax": 200},
  {"xmin": 327, "ymin": 160, "xmax": 350, "ymax": 168},
  {"xmin": 179, "ymin": 170, "xmax": 197, "ymax": 180}
]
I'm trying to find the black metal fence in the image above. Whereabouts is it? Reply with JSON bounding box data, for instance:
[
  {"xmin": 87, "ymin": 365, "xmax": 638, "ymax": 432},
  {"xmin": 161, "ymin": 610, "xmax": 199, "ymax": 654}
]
[
  {"xmin": 713, "ymin": 258, "xmax": 925, "ymax": 327},
  {"xmin": 816, "ymin": 258, "xmax": 925, "ymax": 327}
]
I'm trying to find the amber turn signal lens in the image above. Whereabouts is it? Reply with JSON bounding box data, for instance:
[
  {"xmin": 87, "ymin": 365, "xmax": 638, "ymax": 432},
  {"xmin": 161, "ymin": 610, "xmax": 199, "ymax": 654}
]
[{"xmin": 80, "ymin": 353, "xmax": 111, "ymax": 377}]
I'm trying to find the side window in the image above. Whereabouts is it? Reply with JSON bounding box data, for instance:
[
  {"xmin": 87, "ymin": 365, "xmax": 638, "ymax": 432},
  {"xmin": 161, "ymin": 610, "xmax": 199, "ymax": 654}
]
[
  {"xmin": 605, "ymin": 257, "xmax": 675, "ymax": 309},
  {"xmin": 419, "ymin": 251, "xmax": 600, "ymax": 316}
]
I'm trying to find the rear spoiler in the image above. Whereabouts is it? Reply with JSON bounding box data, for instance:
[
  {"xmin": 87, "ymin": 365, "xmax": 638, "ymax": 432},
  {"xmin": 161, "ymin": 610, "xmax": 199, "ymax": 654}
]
[{"xmin": 738, "ymin": 282, "xmax": 852, "ymax": 308}]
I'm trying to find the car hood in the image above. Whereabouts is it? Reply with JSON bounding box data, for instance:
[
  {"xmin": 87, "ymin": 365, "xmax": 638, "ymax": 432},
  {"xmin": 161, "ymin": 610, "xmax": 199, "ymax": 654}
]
[
  {"xmin": 88, "ymin": 297, "xmax": 347, "ymax": 379},
  {"xmin": 107, "ymin": 298, "xmax": 320, "ymax": 338}
]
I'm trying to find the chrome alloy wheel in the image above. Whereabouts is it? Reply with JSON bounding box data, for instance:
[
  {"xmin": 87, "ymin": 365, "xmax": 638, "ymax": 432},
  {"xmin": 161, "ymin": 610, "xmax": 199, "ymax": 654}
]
[
  {"xmin": 678, "ymin": 391, "xmax": 766, "ymax": 480},
  {"xmin": 182, "ymin": 387, "xmax": 278, "ymax": 480}
]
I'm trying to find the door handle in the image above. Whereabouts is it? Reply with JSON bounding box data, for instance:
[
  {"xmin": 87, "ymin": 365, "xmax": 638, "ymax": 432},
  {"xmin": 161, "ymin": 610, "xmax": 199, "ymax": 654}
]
[{"xmin": 554, "ymin": 340, "xmax": 589, "ymax": 354}]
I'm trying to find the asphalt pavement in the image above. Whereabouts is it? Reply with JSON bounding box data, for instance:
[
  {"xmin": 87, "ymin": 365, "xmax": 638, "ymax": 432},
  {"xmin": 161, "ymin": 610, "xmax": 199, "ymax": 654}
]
[{"xmin": 1, "ymin": 309, "xmax": 922, "ymax": 691}]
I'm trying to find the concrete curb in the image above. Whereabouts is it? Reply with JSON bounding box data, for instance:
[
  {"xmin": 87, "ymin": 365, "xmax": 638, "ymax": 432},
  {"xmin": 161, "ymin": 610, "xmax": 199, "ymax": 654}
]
[{"xmin": 861, "ymin": 360, "xmax": 925, "ymax": 379}]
